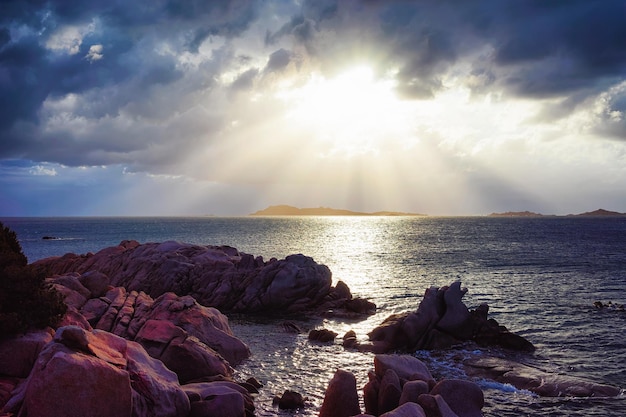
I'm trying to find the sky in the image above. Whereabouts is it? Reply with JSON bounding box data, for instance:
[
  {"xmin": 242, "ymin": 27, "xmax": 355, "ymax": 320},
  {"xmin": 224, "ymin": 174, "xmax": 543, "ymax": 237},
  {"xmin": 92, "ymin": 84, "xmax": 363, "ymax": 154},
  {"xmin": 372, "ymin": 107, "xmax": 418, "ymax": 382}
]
[{"xmin": 1, "ymin": 0, "xmax": 625, "ymax": 216}]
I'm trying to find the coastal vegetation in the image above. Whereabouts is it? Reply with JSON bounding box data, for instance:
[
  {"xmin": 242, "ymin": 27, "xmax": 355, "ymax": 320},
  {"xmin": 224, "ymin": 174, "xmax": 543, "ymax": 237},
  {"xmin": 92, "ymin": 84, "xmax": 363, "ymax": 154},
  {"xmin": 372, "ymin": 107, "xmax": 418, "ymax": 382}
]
[{"xmin": 0, "ymin": 222, "xmax": 66, "ymax": 338}]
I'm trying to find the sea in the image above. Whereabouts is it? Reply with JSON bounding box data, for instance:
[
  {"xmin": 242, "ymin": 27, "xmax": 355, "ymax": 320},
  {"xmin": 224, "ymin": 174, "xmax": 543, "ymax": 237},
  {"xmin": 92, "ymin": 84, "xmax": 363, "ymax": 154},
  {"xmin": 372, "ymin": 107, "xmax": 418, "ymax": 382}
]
[{"xmin": 2, "ymin": 216, "xmax": 625, "ymax": 416}]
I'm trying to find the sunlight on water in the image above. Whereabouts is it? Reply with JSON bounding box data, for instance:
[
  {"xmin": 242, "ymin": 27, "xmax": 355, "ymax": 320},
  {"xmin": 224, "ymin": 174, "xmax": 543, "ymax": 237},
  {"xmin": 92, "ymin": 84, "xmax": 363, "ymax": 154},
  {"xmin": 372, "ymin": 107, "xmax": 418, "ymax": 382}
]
[{"xmin": 4, "ymin": 216, "xmax": 626, "ymax": 416}]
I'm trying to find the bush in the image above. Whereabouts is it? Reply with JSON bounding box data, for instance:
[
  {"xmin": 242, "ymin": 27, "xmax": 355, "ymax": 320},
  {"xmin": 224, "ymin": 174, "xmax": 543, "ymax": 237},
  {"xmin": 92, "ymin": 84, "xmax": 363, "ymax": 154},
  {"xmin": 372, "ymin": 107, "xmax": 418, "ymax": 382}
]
[{"xmin": 0, "ymin": 222, "xmax": 67, "ymax": 338}]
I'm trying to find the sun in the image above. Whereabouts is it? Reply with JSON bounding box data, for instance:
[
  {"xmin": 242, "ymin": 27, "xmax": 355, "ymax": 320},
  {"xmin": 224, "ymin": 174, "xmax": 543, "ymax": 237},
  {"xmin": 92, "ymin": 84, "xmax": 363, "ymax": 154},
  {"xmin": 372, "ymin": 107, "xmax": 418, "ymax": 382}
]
[{"xmin": 277, "ymin": 65, "xmax": 415, "ymax": 156}]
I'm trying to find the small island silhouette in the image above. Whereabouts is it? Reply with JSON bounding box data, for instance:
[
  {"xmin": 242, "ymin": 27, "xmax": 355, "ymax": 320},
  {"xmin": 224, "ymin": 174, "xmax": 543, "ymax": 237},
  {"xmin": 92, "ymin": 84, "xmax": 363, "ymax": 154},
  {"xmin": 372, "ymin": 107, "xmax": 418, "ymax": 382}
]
[
  {"xmin": 250, "ymin": 205, "xmax": 426, "ymax": 216},
  {"xmin": 252, "ymin": 205, "xmax": 626, "ymax": 217},
  {"xmin": 488, "ymin": 208, "xmax": 626, "ymax": 217}
]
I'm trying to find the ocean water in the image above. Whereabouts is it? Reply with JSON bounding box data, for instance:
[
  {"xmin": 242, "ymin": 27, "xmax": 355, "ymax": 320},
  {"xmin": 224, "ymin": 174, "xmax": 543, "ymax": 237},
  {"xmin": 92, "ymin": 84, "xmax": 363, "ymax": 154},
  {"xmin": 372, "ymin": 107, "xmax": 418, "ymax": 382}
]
[{"xmin": 2, "ymin": 216, "xmax": 625, "ymax": 416}]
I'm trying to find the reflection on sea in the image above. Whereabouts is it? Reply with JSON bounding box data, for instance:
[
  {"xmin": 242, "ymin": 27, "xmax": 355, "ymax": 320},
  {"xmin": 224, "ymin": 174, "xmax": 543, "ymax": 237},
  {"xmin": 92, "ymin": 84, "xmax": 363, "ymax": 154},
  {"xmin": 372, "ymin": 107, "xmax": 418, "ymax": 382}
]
[{"xmin": 4, "ymin": 215, "xmax": 626, "ymax": 416}]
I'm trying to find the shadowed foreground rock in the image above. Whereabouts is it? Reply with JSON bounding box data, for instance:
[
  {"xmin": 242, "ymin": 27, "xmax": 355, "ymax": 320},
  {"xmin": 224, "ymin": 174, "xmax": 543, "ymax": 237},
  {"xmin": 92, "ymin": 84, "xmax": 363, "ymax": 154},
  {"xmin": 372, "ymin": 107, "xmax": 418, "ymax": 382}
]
[
  {"xmin": 32, "ymin": 240, "xmax": 374, "ymax": 315},
  {"xmin": 319, "ymin": 354, "xmax": 484, "ymax": 417}
]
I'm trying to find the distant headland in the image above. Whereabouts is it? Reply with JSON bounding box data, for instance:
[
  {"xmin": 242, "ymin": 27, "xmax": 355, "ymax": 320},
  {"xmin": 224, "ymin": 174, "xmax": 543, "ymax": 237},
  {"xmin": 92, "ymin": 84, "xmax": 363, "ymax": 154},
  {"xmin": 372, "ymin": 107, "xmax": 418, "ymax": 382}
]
[
  {"xmin": 488, "ymin": 208, "xmax": 626, "ymax": 217},
  {"xmin": 250, "ymin": 205, "xmax": 426, "ymax": 216}
]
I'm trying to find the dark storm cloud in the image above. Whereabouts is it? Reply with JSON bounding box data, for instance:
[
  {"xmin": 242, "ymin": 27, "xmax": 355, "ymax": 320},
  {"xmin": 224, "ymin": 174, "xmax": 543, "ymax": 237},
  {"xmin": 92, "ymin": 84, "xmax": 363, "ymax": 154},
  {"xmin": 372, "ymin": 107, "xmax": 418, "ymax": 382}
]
[
  {"xmin": 270, "ymin": 0, "xmax": 625, "ymax": 101},
  {"xmin": 2, "ymin": 0, "xmax": 626, "ymax": 171},
  {"xmin": 0, "ymin": 0, "xmax": 259, "ymax": 162}
]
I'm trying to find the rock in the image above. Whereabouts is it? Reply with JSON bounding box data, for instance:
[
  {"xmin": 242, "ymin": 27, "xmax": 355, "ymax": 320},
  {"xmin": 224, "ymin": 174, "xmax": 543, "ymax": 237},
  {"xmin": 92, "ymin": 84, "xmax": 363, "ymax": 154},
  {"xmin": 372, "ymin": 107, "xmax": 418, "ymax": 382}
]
[
  {"xmin": 399, "ymin": 380, "xmax": 430, "ymax": 405},
  {"xmin": 363, "ymin": 371, "xmax": 381, "ymax": 416},
  {"xmin": 380, "ymin": 401, "xmax": 427, "ymax": 417},
  {"xmin": 344, "ymin": 297, "xmax": 377, "ymax": 314},
  {"xmin": 274, "ymin": 390, "xmax": 305, "ymax": 409},
  {"xmin": 4, "ymin": 326, "xmax": 191, "ymax": 417},
  {"xmin": 125, "ymin": 338, "xmax": 192, "ymax": 417},
  {"xmin": 184, "ymin": 382, "xmax": 254, "ymax": 417},
  {"xmin": 245, "ymin": 377, "xmax": 263, "ymax": 389},
  {"xmin": 51, "ymin": 283, "xmax": 88, "ymax": 309},
  {"xmin": 430, "ymin": 379, "xmax": 484, "ymax": 417},
  {"xmin": 17, "ymin": 337, "xmax": 134, "ymax": 417},
  {"xmin": 146, "ymin": 293, "xmax": 250, "ymax": 366},
  {"xmin": 48, "ymin": 273, "xmax": 91, "ymax": 299},
  {"xmin": 281, "ymin": 321, "xmax": 302, "ymax": 333},
  {"xmin": 319, "ymin": 369, "xmax": 361, "ymax": 417},
  {"xmin": 342, "ymin": 330, "xmax": 359, "ymax": 349},
  {"xmin": 418, "ymin": 393, "xmax": 459, "ymax": 417},
  {"xmin": 0, "ymin": 331, "xmax": 53, "ymax": 378},
  {"xmin": 56, "ymin": 305, "xmax": 93, "ymax": 330},
  {"xmin": 32, "ymin": 242, "xmax": 360, "ymax": 315},
  {"xmin": 464, "ymin": 356, "xmax": 621, "ymax": 397},
  {"xmin": 309, "ymin": 328, "xmax": 339, "ymax": 343},
  {"xmin": 374, "ymin": 354, "xmax": 434, "ymax": 384},
  {"xmin": 378, "ymin": 369, "xmax": 402, "ymax": 415},
  {"xmin": 367, "ymin": 282, "xmax": 534, "ymax": 353},
  {"xmin": 80, "ymin": 297, "xmax": 110, "ymax": 325},
  {"xmin": 437, "ymin": 282, "xmax": 472, "ymax": 339},
  {"xmin": 78, "ymin": 271, "xmax": 111, "ymax": 297},
  {"xmin": 0, "ymin": 378, "xmax": 19, "ymax": 409}
]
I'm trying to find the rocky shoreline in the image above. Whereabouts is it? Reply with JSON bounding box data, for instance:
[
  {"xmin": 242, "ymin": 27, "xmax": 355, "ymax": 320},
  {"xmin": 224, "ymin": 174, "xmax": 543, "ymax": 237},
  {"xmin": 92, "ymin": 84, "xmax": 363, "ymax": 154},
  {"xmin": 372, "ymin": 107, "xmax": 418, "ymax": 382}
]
[{"xmin": 1, "ymin": 241, "xmax": 622, "ymax": 416}]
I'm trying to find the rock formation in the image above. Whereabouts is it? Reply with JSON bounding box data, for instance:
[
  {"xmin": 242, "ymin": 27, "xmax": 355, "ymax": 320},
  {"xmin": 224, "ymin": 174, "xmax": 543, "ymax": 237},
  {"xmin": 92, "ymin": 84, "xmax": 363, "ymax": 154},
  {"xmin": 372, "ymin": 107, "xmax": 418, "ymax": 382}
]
[
  {"xmin": 319, "ymin": 354, "xmax": 485, "ymax": 417},
  {"xmin": 464, "ymin": 356, "xmax": 621, "ymax": 398},
  {"xmin": 32, "ymin": 240, "xmax": 375, "ymax": 316},
  {"xmin": 363, "ymin": 281, "xmax": 535, "ymax": 353}
]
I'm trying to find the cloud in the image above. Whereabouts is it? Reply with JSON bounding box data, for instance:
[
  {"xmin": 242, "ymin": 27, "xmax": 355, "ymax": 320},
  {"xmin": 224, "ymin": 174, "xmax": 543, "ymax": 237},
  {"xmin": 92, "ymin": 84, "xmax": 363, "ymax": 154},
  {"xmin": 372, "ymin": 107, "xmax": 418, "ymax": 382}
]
[{"xmin": 1, "ymin": 0, "xmax": 625, "ymax": 216}]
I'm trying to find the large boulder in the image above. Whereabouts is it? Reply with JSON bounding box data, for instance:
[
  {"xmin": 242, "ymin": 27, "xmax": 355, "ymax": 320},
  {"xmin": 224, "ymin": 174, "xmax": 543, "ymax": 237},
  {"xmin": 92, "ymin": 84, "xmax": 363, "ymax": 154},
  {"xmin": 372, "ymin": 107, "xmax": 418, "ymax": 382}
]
[
  {"xmin": 319, "ymin": 369, "xmax": 361, "ymax": 417},
  {"xmin": 32, "ymin": 241, "xmax": 358, "ymax": 314},
  {"xmin": 3, "ymin": 326, "xmax": 190, "ymax": 417},
  {"xmin": 183, "ymin": 381, "xmax": 255, "ymax": 417}
]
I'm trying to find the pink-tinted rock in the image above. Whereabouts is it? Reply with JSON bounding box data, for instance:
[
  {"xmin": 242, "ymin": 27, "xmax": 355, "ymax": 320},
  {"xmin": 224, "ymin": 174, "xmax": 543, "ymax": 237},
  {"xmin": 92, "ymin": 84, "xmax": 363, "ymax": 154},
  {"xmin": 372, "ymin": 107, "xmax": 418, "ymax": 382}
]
[
  {"xmin": 0, "ymin": 331, "xmax": 53, "ymax": 378},
  {"xmin": 464, "ymin": 356, "xmax": 621, "ymax": 398},
  {"xmin": 0, "ymin": 378, "xmax": 19, "ymax": 409},
  {"xmin": 437, "ymin": 282, "xmax": 472, "ymax": 339},
  {"xmin": 20, "ymin": 342, "xmax": 133, "ymax": 417},
  {"xmin": 80, "ymin": 297, "xmax": 110, "ymax": 325},
  {"xmin": 160, "ymin": 335, "xmax": 232, "ymax": 383},
  {"xmin": 32, "ymin": 241, "xmax": 351, "ymax": 314},
  {"xmin": 309, "ymin": 328, "xmax": 339, "ymax": 343},
  {"xmin": 184, "ymin": 381, "xmax": 254, "ymax": 417},
  {"xmin": 319, "ymin": 369, "xmax": 361, "ymax": 417},
  {"xmin": 378, "ymin": 369, "xmax": 402, "ymax": 415},
  {"xmin": 274, "ymin": 389, "xmax": 305, "ymax": 409},
  {"xmin": 380, "ymin": 402, "xmax": 427, "ymax": 417},
  {"xmin": 125, "ymin": 339, "xmax": 191, "ymax": 417},
  {"xmin": 135, "ymin": 319, "xmax": 232, "ymax": 382},
  {"xmin": 430, "ymin": 379, "xmax": 484, "ymax": 417},
  {"xmin": 374, "ymin": 354, "xmax": 434, "ymax": 384},
  {"xmin": 147, "ymin": 293, "xmax": 250, "ymax": 366},
  {"xmin": 4, "ymin": 326, "xmax": 191, "ymax": 417},
  {"xmin": 78, "ymin": 271, "xmax": 111, "ymax": 297},
  {"xmin": 363, "ymin": 372, "xmax": 380, "ymax": 416},
  {"xmin": 48, "ymin": 273, "xmax": 91, "ymax": 299},
  {"xmin": 51, "ymin": 283, "xmax": 88, "ymax": 309},
  {"xmin": 57, "ymin": 305, "xmax": 93, "ymax": 330},
  {"xmin": 418, "ymin": 394, "xmax": 460, "ymax": 417},
  {"xmin": 399, "ymin": 380, "xmax": 430, "ymax": 405}
]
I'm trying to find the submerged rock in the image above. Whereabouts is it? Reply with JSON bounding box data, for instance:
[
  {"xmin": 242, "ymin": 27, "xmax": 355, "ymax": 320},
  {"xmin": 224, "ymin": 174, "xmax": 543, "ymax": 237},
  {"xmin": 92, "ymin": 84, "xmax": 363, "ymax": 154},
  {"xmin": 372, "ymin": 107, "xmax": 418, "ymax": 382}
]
[{"xmin": 464, "ymin": 356, "xmax": 621, "ymax": 398}]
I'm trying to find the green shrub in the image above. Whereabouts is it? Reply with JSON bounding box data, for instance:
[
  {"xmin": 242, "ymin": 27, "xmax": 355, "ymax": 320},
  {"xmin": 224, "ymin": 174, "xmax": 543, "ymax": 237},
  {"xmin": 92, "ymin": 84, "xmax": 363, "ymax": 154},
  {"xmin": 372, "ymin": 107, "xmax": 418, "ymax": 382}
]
[{"xmin": 0, "ymin": 222, "xmax": 67, "ymax": 338}]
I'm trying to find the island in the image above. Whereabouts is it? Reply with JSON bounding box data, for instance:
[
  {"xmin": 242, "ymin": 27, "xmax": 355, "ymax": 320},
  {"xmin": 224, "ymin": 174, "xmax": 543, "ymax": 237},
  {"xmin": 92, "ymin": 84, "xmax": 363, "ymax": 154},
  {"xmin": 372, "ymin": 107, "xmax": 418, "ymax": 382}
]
[
  {"xmin": 489, "ymin": 208, "xmax": 626, "ymax": 217},
  {"xmin": 250, "ymin": 205, "xmax": 426, "ymax": 216}
]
